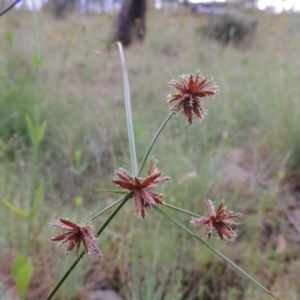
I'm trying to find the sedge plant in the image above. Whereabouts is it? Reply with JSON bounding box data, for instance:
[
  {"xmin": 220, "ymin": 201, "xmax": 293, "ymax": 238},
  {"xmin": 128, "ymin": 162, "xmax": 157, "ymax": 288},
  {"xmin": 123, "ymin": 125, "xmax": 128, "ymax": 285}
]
[{"xmin": 45, "ymin": 42, "xmax": 281, "ymax": 300}]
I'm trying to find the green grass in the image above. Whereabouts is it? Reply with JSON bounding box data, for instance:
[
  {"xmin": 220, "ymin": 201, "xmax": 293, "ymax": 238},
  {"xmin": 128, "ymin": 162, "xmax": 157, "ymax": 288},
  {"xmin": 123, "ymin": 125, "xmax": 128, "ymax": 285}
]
[{"xmin": 0, "ymin": 7, "xmax": 300, "ymax": 300}]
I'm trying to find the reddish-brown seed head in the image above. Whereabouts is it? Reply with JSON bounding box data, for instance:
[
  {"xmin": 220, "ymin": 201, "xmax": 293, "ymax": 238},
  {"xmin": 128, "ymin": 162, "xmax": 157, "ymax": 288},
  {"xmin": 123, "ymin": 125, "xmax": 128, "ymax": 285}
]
[
  {"xmin": 191, "ymin": 200, "xmax": 241, "ymax": 242},
  {"xmin": 112, "ymin": 159, "xmax": 170, "ymax": 218},
  {"xmin": 168, "ymin": 71, "xmax": 219, "ymax": 126},
  {"xmin": 49, "ymin": 218, "xmax": 103, "ymax": 257}
]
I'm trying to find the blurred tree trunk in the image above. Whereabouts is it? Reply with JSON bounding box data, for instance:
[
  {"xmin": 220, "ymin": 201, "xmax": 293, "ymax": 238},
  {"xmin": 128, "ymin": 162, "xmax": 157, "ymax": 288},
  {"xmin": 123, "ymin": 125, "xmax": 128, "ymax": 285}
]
[
  {"xmin": 114, "ymin": 0, "xmax": 147, "ymax": 46},
  {"xmin": 52, "ymin": 0, "xmax": 76, "ymax": 18}
]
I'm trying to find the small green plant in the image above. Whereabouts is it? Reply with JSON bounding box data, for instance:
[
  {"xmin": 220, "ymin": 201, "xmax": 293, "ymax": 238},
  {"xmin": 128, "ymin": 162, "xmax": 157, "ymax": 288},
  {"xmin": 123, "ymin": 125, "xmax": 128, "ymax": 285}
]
[
  {"xmin": 2, "ymin": 116, "xmax": 47, "ymax": 246},
  {"xmin": 12, "ymin": 253, "xmax": 33, "ymax": 299},
  {"xmin": 2, "ymin": 116, "xmax": 45, "ymax": 298},
  {"xmin": 202, "ymin": 14, "xmax": 258, "ymax": 46},
  {"xmin": 24, "ymin": 115, "xmax": 47, "ymax": 255}
]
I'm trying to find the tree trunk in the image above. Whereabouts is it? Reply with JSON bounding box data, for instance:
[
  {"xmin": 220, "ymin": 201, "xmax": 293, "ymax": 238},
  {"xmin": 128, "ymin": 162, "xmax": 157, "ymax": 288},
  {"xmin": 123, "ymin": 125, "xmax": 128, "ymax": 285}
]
[
  {"xmin": 51, "ymin": 0, "xmax": 76, "ymax": 18},
  {"xmin": 114, "ymin": 0, "xmax": 147, "ymax": 46}
]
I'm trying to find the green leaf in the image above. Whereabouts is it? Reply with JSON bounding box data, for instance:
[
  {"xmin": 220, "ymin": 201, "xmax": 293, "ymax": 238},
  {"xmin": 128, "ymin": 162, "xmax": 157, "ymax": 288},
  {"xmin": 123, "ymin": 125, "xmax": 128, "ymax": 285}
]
[
  {"xmin": 5, "ymin": 29, "xmax": 14, "ymax": 45},
  {"xmin": 25, "ymin": 116, "xmax": 46, "ymax": 146},
  {"xmin": 36, "ymin": 121, "xmax": 47, "ymax": 146},
  {"xmin": 32, "ymin": 53, "xmax": 44, "ymax": 70},
  {"xmin": 12, "ymin": 253, "xmax": 34, "ymax": 297},
  {"xmin": 278, "ymin": 171, "xmax": 285, "ymax": 180},
  {"xmin": 25, "ymin": 115, "xmax": 36, "ymax": 145},
  {"xmin": 12, "ymin": 253, "xmax": 25, "ymax": 281},
  {"xmin": 32, "ymin": 181, "xmax": 44, "ymax": 216},
  {"xmin": 74, "ymin": 196, "xmax": 83, "ymax": 207},
  {"xmin": 74, "ymin": 149, "xmax": 82, "ymax": 165},
  {"xmin": 15, "ymin": 258, "xmax": 33, "ymax": 298},
  {"xmin": 0, "ymin": 139, "xmax": 5, "ymax": 151},
  {"xmin": 3, "ymin": 200, "xmax": 29, "ymax": 218}
]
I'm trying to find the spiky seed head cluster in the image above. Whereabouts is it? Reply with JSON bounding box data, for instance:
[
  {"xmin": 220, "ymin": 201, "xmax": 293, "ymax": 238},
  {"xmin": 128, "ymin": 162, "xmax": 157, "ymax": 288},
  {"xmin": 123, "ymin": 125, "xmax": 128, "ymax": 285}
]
[
  {"xmin": 49, "ymin": 218, "xmax": 103, "ymax": 257},
  {"xmin": 191, "ymin": 200, "xmax": 241, "ymax": 242},
  {"xmin": 112, "ymin": 159, "xmax": 170, "ymax": 218},
  {"xmin": 168, "ymin": 71, "xmax": 219, "ymax": 126}
]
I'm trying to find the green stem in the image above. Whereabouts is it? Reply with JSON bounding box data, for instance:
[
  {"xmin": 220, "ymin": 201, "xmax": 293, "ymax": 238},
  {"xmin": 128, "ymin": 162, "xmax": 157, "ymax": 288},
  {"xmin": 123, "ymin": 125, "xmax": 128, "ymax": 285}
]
[
  {"xmin": 95, "ymin": 189, "xmax": 127, "ymax": 194},
  {"xmin": 25, "ymin": 2, "xmax": 42, "ymax": 257},
  {"xmin": 153, "ymin": 206, "xmax": 281, "ymax": 300},
  {"xmin": 138, "ymin": 112, "xmax": 174, "ymax": 176},
  {"xmin": 45, "ymin": 195, "xmax": 130, "ymax": 300},
  {"xmin": 95, "ymin": 194, "xmax": 130, "ymax": 237},
  {"xmin": 31, "ymin": 2, "xmax": 41, "ymax": 63},
  {"xmin": 85, "ymin": 196, "xmax": 125, "ymax": 224},
  {"xmin": 25, "ymin": 144, "xmax": 38, "ymax": 257},
  {"xmin": 163, "ymin": 202, "xmax": 201, "ymax": 218},
  {"xmin": 30, "ymin": 0, "xmax": 42, "ymax": 125}
]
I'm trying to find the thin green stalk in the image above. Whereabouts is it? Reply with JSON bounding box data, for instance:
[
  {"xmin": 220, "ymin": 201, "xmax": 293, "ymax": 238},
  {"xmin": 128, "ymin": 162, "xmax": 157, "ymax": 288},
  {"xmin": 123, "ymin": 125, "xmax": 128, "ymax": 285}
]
[
  {"xmin": 30, "ymin": 0, "xmax": 43, "ymax": 124},
  {"xmin": 153, "ymin": 206, "xmax": 281, "ymax": 300},
  {"xmin": 26, "ymin": 2, "xmax": 42, "ymax": 257},
  {"xmin": 163, "ymin": 202, "xmax": 201, "ymax": 218},
  {"xmin": 45, "ymin": 196, "xmax": 130, "ymax": 300},
  {"xmin": 25, "ymin": 144, "xmax": 38, "ymax": 257},
  {"xmin": 31, "ymin": 1, "xmax": 41, "ymax": 60},
  {"xmin": 117, "ymin": 42, "xmax": 138, "ymax": 175},
  {"xmin": 138, "ymin": 112, "xmax": 174, "ymax": 176},
  {"xmin": 85, "ymin": 196, "xmax": 125, "ymax": 224},
  {"xmin": 95, "ymin": 189, "xmax": 127, "ymax": 194}
]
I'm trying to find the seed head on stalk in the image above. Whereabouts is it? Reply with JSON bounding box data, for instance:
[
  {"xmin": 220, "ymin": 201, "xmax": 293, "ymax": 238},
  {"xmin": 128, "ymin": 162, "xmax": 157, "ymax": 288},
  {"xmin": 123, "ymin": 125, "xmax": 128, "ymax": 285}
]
[
  {"xmin": 112, "ymin": 158, "xmax": 170, "ymax": 218},
  {"xmin": 168, "ymin": 71, "xmax": 219, "ymax": 125}
]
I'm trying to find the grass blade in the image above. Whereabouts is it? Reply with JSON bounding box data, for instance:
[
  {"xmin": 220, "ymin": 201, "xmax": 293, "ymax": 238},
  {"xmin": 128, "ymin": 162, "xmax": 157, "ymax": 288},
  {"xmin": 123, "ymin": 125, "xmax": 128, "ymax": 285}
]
[{"xmin": 117, "ymin": 42, "xmax": 138, "ymax": 175}]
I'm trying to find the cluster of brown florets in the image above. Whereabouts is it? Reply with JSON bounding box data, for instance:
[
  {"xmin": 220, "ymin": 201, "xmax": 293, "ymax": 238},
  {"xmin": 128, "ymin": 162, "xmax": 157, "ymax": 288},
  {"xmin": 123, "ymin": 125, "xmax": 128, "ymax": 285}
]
[
  {"xmin": 111, "ymin": 158, "xmax": 170, "ymax": 219},
  {"xmin": 49, "ymin": 218, "xmax": 102, "ymax": 257},
  {"xmin": 191, "ymin": 200, "xmax": 241, "ymax": 242},
  {"xmin": 168, "ymin": 71, "xmax": 219, "ymax": 126},
  {"xmin": 49, "ymin": 71, "xmax": 240, "ymax": 258}
]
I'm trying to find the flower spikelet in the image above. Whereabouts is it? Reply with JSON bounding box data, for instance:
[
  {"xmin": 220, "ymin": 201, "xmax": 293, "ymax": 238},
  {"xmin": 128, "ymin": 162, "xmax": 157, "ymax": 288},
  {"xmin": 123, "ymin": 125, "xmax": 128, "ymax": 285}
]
[
  {"xmin": 191, "ymin": 199, "xmax": 241, "ymax": 242},
  {"xmin": 49, "ymin": 218, "xmax": 103, "ymax": 257},
  {"xmin": 112, "ymin": 158, "xmax": 170, "ymax": 218},
  {"xmin": 168, "ymin": 71, "xmax": 219, "ymax": 126}
]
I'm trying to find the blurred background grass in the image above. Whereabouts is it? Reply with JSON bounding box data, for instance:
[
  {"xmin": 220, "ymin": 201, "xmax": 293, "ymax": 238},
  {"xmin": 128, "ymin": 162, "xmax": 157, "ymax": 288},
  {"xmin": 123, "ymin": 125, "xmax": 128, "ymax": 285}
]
[{"xmin": 0, "ymin": 5, "xmax": 300, "ymax": 300}]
